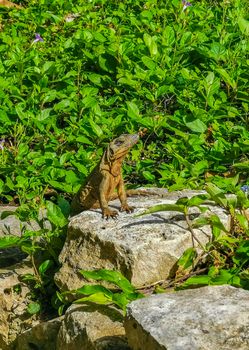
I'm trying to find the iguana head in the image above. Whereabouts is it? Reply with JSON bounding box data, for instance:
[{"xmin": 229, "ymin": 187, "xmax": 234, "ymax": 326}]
[{"xmin": 106, "ymin": 133, "xmax": 139, "ymax": 163}]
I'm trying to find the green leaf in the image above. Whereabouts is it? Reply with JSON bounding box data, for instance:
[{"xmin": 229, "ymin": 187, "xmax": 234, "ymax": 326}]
[
  {"xmin": 15, "ymin": 104, "xmax": 27, "ymax": 120},
  {"xmin": 142, "ymin": 171, "xmax": 155, "ymax": 182},
  {"xmin": 215, "ymin": 68, "xmax": 236, "ymax": 90},
  {"xmin": 176, "ymin": 197, "xmax": 189, "ymax": 205},
  {"xmin": 236, "ymin": 241, "xmax": 249, "ymax": 256},
  {"xmin": 98, "ymin": 53, "xmax": 117, "ymax": 73},
  {"xmin": 143, "ymin": 33, "xmax": 158, "ymax": 56},
  {"xmin": 137, "ymin": 204, "xmax": 185, "ymax": 216},
  {"xmin": 55, "ymin": 291, "xmax": 64, "ymax": 303},
  {"xmin": 238, "ymin": 17, "xmax": 249, "ymax": 36},
  {"xmin": 27, "ymin": 302, "xmax": 41, "ymax": 315},
  {"xmin": 54, "ymin": 99, "xmax": 71, "ymax": 111},
  {"xmin": 205, "ymin": 183, "xmax": 228, "ymax": 208},
  {"xmin": 141, "ymin": 56, "xmax": 156, "ymax": 70},
  {"xmin": 0, "ymin": 210, "xmax": 16, "ymax": 219},
  {"xmin": 0, "ymin": 235, "xmax": 21, "ymax": 248},
  {"xmin": 127, "ymin": 101, "xmax": 140, "ymax": 119},
  {"xmin": 65, "ymin": 170, "xmax": 79, "ymax": 184},
  {"xmin": 235, "ymin": 213, "xmax": 248, "ymax": 231},
  {"xmin": 89, "ymin": 119, "xmax": 103, "ymax": 138},
  {"xmin": 42, "ymin": 61, "xmax": 55, "ymax": 73},
  {"xmin": 184, "ymin": 117, "xmax": 207, "ymax": 133},
  {"xmin": 46, "ymin": 201, "xmax": 68, "ymax": 228},
  {"xmin": 192, "ymin": 216, "xmax": 210, "ymax": 228},
  {"xmin": 6, "ymin": 177, "xmax": 15, "ymax": 190},
  {"xmin": 58, "ymin": 304, "xmax": 65, "ymax": 316},
  {"xmin": 38, "ymin": 260, "xmax": 53, "ymax": 276},
  {"xmin": 37, "ymin": 108, "xmax": 52, "ymax": 121},
  {"xmin": 190, "ymin": 153, "xmax": 208, "ymax": 177},
  {"xmin": 186, "ymin": 194, "xmax": 210, "ymax": 207},
  {"xmin": 57, "ymin": 196, "xmax": 71, "ymax": 218},
  {"xmin": 177, "ymin": 248, "xmax": 197, "ymax": 270},
  {"xmin": 211, "ymin": 269, "xmax": 240, "ymax": 286},
  {"xmin": 75, "ymin": 285, "xmax": 113, "ymax": 298},
  {"xmin": 80, "ymin": 269, "xmax": 135, "ymax": 294},
  {"xmin": 75, "ymin": 136, "xmax": 93, "ymax": 145},
  {"xmin": 180, "ymin": 275, "xmax": 210, "ymax": 288},
  {"xmin": 162, "ymin": 26, "xmax": 175, "ymax": 46},
  {"xmin": 209, "ymin": 214, "xmax": 227, "ymax": 234},
  {"xmin": 21, "ymin": 273, "xmax": 37, "ymax": 282},
  {"xmin": 112, "ymin": 293, "xmax": 129, "ymax": 311},
  {"xmin": 233, "ymin": 161, "xmax": 249, "ymax": 170},
  {"xmin": 74, "ymin": 292, "xmax": 112, "ymax": 305},
  {"xmin": 71, "ymin": 161, "xmax": 88, "ymax": 175},
  {"xmin": 48, "ymin": 180, "xmax": 73, "ymax": 193}
]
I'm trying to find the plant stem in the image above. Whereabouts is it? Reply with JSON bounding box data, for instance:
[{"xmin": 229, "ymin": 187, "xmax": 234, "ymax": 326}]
[{"xmin": 185, "ymin": 211, "xmax": 206, "ymax": 250}]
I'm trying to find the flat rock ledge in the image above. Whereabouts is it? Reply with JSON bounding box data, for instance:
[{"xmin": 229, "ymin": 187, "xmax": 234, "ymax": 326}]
[
  {"xmin": 125, "ymin": 285, "xmax": 249, "ymax": 350},
  {"xmin": 55, "ymin": 189, "xmax": 225, "ymax": 291}
]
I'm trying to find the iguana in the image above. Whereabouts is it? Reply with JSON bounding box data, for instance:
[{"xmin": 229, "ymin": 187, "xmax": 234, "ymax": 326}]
[
  {"xmin": 71, "ymin": 133, "xmax": 140, "ymax": 219},
  {"xmin": 0, "ymin": 0, "xmax": 22, "ymax": 8}
]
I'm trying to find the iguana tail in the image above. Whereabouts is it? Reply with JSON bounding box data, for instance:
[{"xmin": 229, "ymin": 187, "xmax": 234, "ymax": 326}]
[{"xmin": 109, "ymin": 188, "xmax": 162, "ymax": 201}]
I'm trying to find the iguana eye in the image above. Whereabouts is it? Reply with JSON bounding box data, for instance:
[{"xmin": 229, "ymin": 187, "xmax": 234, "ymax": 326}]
[{"xmin": 114, "ymin": 140, "xmax": 123, "ymax": 146}]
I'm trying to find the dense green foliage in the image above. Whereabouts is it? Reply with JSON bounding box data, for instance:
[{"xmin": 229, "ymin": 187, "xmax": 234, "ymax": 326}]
[{"xmin": 0, "ymin": 0, "xmax": 249, "ymax": 205}]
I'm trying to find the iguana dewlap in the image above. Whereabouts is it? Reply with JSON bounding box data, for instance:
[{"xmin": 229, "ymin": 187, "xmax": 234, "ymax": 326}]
[{"xmin": 71, "ymin": 133, "xmax": 139, "ymax": 219}]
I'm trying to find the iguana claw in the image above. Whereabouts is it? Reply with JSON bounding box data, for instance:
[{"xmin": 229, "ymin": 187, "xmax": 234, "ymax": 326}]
[
  {"xmin": 120, "ymin": 204, "xmax": 134, "ymax": 213},
  {"xmin": 102, "ymin": 208, "xmax": 119, "ymax": 220}
]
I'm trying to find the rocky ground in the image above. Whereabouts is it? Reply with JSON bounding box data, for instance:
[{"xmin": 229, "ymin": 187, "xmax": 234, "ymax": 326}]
[{"xmin": 1, "ymin": 190, "xmax": 248, "ymax": 349}]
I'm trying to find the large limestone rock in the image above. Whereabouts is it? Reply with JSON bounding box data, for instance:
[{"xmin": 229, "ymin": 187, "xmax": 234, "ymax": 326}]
[
  {"xmin": 55, "ymin": 190, "xmax": 225, "ymax": 291},
  {"xmin": 57, "ymin": 304, "xmax": 130, "ymax": 350},
  {"xmin": 125, "ymin": 285, "xmax": 249, "ymax": 350}
]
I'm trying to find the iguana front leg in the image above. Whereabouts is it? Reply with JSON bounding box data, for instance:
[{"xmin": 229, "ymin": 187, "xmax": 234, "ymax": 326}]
[
  {"xmin": 117, "ymin": 176, "xmax": 134, "ymax": 213},
  {"xmin": 99, "ymin": 174, "xmax": 118, "ymax": 219}
]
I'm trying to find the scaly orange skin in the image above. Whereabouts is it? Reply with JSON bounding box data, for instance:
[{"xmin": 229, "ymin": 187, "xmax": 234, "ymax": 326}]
[
  {"xmin": 71, "ymin": 134, "xmax": 139, "ymax": 219},
  {"xmin": 0, "ymin": 0, "xmax": 22, "ymax": 8}
]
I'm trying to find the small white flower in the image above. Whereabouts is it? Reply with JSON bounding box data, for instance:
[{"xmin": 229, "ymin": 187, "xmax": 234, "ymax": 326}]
[
  {"xmin": 65, "ymin": 13, "xmax": 80, "ymax": 23},
  {"xmin": 0, "ymin": 139, "xmax": 5, "ymax": 150}
]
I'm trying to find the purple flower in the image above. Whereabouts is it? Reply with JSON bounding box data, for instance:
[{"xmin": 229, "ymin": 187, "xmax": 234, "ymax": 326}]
[
  {"xmin": 182, "ymin": 0, "xmax": 192, "ymax": 11},
  {"xmin": 241, "ymin": 185, "xmax": 249, "ymax": 195},
  {"xmin": 0, "ymin": 139, "xmax": 5, "ymax": 150},
  {"xmin": 32, "ymin": 33, "xmax": 44, "ymax": 44}
]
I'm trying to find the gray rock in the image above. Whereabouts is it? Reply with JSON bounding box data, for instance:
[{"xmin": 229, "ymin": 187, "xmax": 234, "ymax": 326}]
[
  {"xmin": 0, "ymin": 206, "xmax": 21, "ymax": 237},
  {"xmin": 57, "ymin": 304, "xmax": 130, "ymax": 350},
  {"xmin": 55, "ymin": 190, "xmax": 224, "ymax": 291},
  {"xmin": 125, "ymin": 285, "xmax": 249, "ymax": 350},
  {"xmin": 0, "ymin": 206, "xmax": 51, "ymax": 267},
  {"xmin": 0, "ymin": 206, "xmax": 51, "ymax": 237}
]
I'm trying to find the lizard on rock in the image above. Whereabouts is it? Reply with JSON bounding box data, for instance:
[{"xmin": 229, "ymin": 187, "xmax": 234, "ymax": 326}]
[{"xmin": 71, "ymin": 133, "xmax": 140, "ymax": 219}]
